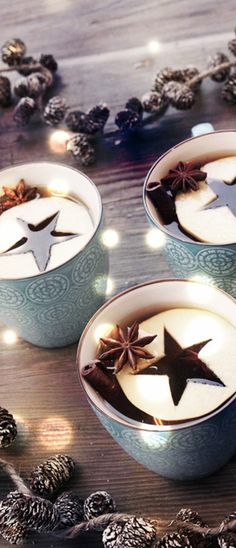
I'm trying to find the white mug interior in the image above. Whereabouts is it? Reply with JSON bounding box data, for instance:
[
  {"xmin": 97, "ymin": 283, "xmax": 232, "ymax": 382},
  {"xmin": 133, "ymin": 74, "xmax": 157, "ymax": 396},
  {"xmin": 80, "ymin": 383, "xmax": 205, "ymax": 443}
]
[{"xmin": 78, "ymin": 278, "xmax": 236, "ymax": 431}]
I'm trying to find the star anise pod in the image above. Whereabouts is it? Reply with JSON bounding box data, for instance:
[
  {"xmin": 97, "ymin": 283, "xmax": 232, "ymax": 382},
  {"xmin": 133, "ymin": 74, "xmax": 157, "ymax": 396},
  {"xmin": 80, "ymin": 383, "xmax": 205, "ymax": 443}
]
[
  {"xmin": 161, "ymin": 161, "xmax": 207, "ymax": 193},
  {"xmin": 0, "ymin": 179, "xmax": 38, "ymax": 214},
  {"xmin": 99, "ymin": 322, "xmax": 157, "ymax": 374}
]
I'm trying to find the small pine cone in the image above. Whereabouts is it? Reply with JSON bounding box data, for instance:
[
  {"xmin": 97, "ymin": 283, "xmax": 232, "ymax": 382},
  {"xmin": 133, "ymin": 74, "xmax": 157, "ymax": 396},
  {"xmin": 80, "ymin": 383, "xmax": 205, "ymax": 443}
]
[
  {"xmin": 54, "ymin": 491, "xmax": 84, "ymax": 526},
  {"xmin": 0, "ymin": 407, "xmax": 17, "ymax": 447},
  {"xmin": 39, "ymin": 53, "xmax": 58, "ymax": 73},
  {"xmin": 0, "ymin": 520, "xmax": 27, "ymax": 545},
  {"xmin": 0, "ymin": 76, "xmax": 12, "ymax": 107},
  {"xmin": 43, "ymin": 96, "xmax": 67, "ymax": 126},
  {"xmin": 222, "ymin": 73, "xmax": 236, "ymax": 103},
  {"xmin": 67, "ymin": 134, "xmax": 95, "ymax": 166},
  {"xmin": 65, "ymin": 110, "xmax": 87, "ymax": 132},
  {"xmin": 125, "ymin": 97, "xmax": 143, "ymax": 115},
  {"xmin": 158, "ymin": 531, "xmax": 193, "ymax": 548},
  {"xmin": 17, "ymin": 56, "xmax": 38, "ymax": 76},
  {"xmin": 87, "ymin": 103, "xmax": 110, "ymax": 132},
  {"xmin": 1, "ymin": 38, "xmax": 26, "ymax": 66},
  {"xmin": 102, "ymin": 517, "xmax": 156, "ymax": 548},
  {"xmin": 142, "ymin": 90, "xmax": 168, "ymax": 113},
  {"xmin": 207, "ymin": 52, "xmax": 230, "ymax": 82},
  {"xmin": 29, "ymin": 454, "xmax": 75, "ymax": 497},
  {"xmin": 115, "ymin": 108, "xmax": 142, "ymax": 132},
  {"xmin": 181, "ymin": 66, "xmax": 202, "ymax": 90},
  {"xmin": 153, "ymin": 67, "xmax": 185, "ymax": 93},
  {"xmin": 84, "ymin": 491, "xmax": 116, "ymax": 520},
  {"xmin": 218, "ymin": 532, "xmax": 236, "ymax": 548},
  {"xmin": 14, "ymin": 73, "xmax": 46, "ymax": 99},
  {"xmin": 163, "ymin": 81, "xmax": 195, "ymax": 109},
  {"xmin": 176, "ymin": 508, "xmax": 206, "ymax": 528},
  {"xmin": 13, "ymin": 97, "xmax": 37, "ymax": 126},
  {"xmin": 228, "ymin": 38, "xmax": 236, "ymax": 57}
]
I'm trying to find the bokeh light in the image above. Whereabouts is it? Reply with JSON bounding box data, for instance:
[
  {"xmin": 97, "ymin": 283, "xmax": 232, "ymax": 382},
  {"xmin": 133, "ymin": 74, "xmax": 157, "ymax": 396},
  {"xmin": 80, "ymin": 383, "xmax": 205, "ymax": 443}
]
[
  {"xmin": 2, "ymin": 329, "xmax": 18, "ymax": 344},
  {"xmin": 147, "ymin": 39, "xmax": 161, "ymax": 54},
  {"xmin": 101, "ymin": 228, "xmax": 120, "ymax": 248},
  {"xmin": 145, "ymin": 228, "xmax": 166, "ymax": 249},
  {"xmin": 48, "ymin": 129, "xmax": 71, "ymax": 154},
  {"xmin": 106, "ymin": 277, "xmax": 115, "ymax": 295},
  {"xmin": 47, "ymin": 179, "xmax": 69, "ymax": 196}
]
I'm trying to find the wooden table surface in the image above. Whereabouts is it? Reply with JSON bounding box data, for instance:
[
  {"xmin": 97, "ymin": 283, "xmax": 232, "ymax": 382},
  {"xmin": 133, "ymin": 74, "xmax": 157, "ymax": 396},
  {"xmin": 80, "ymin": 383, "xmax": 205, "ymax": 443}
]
[{"xmin": 1, "ymin": 1, "xmax": 236, "ymax": 546}]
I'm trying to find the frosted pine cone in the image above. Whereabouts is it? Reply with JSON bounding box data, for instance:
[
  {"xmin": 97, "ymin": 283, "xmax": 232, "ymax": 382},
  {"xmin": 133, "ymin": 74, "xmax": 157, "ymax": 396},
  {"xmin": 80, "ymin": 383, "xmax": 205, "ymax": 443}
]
[
  {"xmin": 29, "ymin": 454, "xmax": 75, "ymax": 497},
  {"xmin": 102, "ymin": 517, "xmax": 156, "ymax": 548},
  {"xmin": 14, "ymin": 73, "xmax": 47, "ymax": 98},
  {"xmin": 153, "ymin": 67, "xmax": 184, "ymax": 93},
  {"xmin": 158, "ymin": 531, "xmax": 194, "ymax": 548},
  {"xmin": 163, "ymin": 81, "xmax": 195, "ymax": 109},
  {"xmin": 86, "ymin": 103, "xmax": 110, "ymax": 132},
  {"xmin": 67, "ymin": 134, "xmax": 95, "ymax": 165},
  {"xmin": 142, "ymin": 91, "xmax": 168, "ymax": 113},
  {"xmin": 176, "ymin": 508, "xmax": 206, "ymax": 528},
  {"xmin": 13, "ymin": 97, "xmax": 37, "ymax": 126},
  {"xmin": 55, "ymin": 491, "xmax": 84, "ymax": 526},
  {"xmin": 0, "ymin": 76, "xmax": 12, "ymax": 107},
  {"xmin": 1, "ymin": 38, "xmax": 26, "ymax": 66},
  {"xmin": 125, "ymin": 97, "xmax": 143, "ymax": 115},
  {"xmin": 207, "ymin": 52, "xmax": 230, "ymax": 82},
  {"xmin": 222, "ymin": 73, "xmax": 236, "ymax": 103},
  {"xmin": 0, "ymin": 407, "xmax": 17, "ymax": 447},
  {"xmin": 84, "ymin": 491, "xmax": 116, "ymax": 520},
  {"xmin": 43, "ymin": 96, "xmax": 67, "ymax": 126},
  {"xmin": 115, "ymin": 108, "xmax": 142, "ymax": 131}
]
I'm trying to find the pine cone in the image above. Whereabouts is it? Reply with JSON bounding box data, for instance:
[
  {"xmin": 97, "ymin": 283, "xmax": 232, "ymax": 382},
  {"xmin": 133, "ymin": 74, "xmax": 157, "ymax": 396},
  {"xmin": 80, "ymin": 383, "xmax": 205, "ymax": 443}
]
[
  {"xmin": 228, "ymin": 38, "xmax": 236, "ymax": 56},
  {"xmin": 17, "ymin": 56, "xmax": 38, "ymax": 76},
  {"xmin": 13, "ymin": 97, "xmax": 37, "ymax": 126},
  {"xmin": 67, "ymin": 134, "xmax": 95, "ymax": 165},
  {"xmin": 0, "ymin": 76, "xmax": 12, "ymax": 107},
  {"xmin": 54, "ymin": 491, "xmax": 84, "ymax": 526},
  {"xmin": 0, "ymin": 407, "xmax": 17, "ymax": 447},
  {"xmin": 84, "ymin": 491, "xmax": 116, "ymax": 520},
  {"xmin": 65, "ymin": 110, "xmax": 86, "ymax": 132},
  {"xmin": 102, "ymin": 517, "xmax": 156, "ymax": 548},
  {"xmin": 163, "ymin": 81, "xmax": 195, "ymax": 109},
  {"xmin": 153, "ymin": 67, "xmax": 185, "ymax": 93},
  {"xmin": 14, "ymin": 73, "xmax": 46, "ymax": 99},
  {"xmin": 181, "ymin": 66, "xmax": 202, "ymax": 90},
  {"xmin": 115, "ymin": 108, "xmax": 142, "ymax": 132},
  {"xmin": 207, "ymin": 52, "xmax": 230, "ymax": 82},
  {"xmin": 0, "ymin": 519, "xmax": 26, "ymax": 545},
  {"xmin": 1, "ymin": 38, "xmax": 26, "ymax": 66},
  {"xmin": 125, "ymin": 97, "xmax": 143, "ymax": 115},
  {"xmin": 142, "ymin": 90, "xmax": 168, "ymax": 113},
  {"xmin": 87, "ymin": 103, "xmax": 110, "ymax": 132},
  {"xmin": 176, "ymin": 508, "xmax": 206, "ymax": 528},
  {"xmin": 158, "ymin": 531, "xmax": 196, "ymax": 548},
  {"xmin": 218, "ymin": 531, "xmax": 236, "ymax": 548},
  {"xmin": 39, "ymin": 53, "xmax": 58, "ymax": 73},
  {"xmin": 222, "ymin": 73, "xmax": 236, "ymax": 103},
  {"xmin": 43, "ymin": 96, "xmax": 67, "ymax": 126},
  {"xmin": 29, "ymin": 454, "xmax": 75, "ymax": 497}
]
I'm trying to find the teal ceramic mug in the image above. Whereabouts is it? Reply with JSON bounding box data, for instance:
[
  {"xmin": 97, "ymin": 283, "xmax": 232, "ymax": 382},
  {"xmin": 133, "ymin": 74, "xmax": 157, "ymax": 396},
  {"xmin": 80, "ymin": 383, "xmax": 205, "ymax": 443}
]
[
  {"xmin": 143, "ymin": 130, "xmax": 236, "ymax": 298},
  {"xmin": 77, "ymin": 279, "xmax": 236, "ymax": 480},
  {"xmin": 0, "ymin": 162, "xmax": 108, "ymax": 347}
]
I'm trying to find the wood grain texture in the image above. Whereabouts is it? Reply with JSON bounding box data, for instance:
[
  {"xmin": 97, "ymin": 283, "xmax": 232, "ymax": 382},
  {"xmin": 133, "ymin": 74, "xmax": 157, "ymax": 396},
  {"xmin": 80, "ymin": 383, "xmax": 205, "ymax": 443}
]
[{"xmin": 0, "ymin": 1, "xmax": 236, "ymax": 546}]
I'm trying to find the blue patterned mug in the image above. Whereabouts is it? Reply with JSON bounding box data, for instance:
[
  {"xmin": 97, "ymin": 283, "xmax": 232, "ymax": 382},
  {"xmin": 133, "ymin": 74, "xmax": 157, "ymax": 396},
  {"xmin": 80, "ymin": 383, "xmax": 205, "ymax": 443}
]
[
  {"xmin": 143, "ymin": 131, "xmax": 236, "ymax": 298},
  {"xmin": 77, "ymin": 279, "xmax": 236, "ymax": 480},
  {"xmin": 0, "ymin": 162, "xmax": 108, "ymax": 347}
]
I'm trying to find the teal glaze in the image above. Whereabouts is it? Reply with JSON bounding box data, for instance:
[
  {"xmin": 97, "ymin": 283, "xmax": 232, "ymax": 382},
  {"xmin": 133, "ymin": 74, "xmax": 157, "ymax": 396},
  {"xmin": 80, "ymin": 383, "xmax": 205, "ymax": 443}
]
[
  {"xmin": 93, "ymin": 397, "xmax": 236, "ymax": 480},
  {"xmin": 0, "ymin": 227, "xmax": 109, "ymax": 348}
]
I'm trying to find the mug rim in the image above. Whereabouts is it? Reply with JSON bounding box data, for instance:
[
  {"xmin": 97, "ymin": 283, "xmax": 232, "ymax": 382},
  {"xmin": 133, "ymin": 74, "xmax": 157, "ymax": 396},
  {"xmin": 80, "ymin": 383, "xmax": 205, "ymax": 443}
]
[
  {"xmin": 77, "ymin": 277, "xmax": 236, "ymax": 432},
  {"xmin": 0, "ymin": 160, "xmax": 103, "ymax": 281},
  {"xmin": 143, "ymin": 129, "xmax": 236, "ymax": 247}
]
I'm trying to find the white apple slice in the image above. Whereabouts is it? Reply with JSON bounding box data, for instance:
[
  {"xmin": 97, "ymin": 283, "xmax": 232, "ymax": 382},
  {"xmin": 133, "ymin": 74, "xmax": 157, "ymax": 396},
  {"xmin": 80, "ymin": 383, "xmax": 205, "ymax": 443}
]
[{"xmin": 202, "ymin": 156, "xmax": 236, "ymax": 183}]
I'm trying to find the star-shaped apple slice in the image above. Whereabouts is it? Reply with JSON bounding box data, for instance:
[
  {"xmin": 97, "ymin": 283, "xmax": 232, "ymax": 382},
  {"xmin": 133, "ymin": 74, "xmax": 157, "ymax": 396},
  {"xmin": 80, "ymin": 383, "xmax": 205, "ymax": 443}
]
[
  {"xmin": 3, "ymin": 211, "xmax": 80, "ymax": 272},
  {"xmin": 137, "ymin": 328, "xmax": 225, "ymax": 405}
]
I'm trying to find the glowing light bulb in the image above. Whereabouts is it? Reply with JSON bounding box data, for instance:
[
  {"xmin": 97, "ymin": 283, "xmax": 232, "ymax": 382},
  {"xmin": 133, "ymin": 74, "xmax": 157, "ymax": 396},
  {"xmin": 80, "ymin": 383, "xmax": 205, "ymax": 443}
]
[
  {"xmin": 147, "ymin": 40, "xmax": 161, "ymax": 54},
  {"xmin": 48, "ymin": 130, "xmax": 71, "ymax": 154},
  {"xmin": 94, "ymin": 323, "xmax": 114, "ymax": 343},
  {"xmin": 3, "ymin": 330, "xmax": 17, "ymax": 344},
  {"xmin": 101, "ymin": 229, "xmax": 120, "ymax": 248},
  {"xmin": 145, "ymin": 228, "xmax": 166, "ymax": 249}
]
